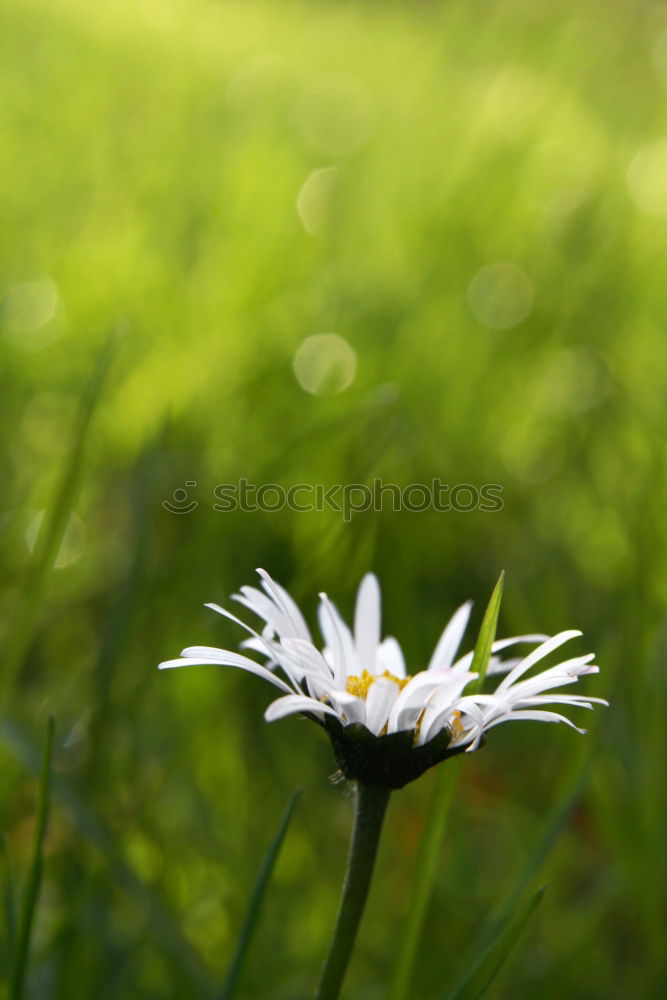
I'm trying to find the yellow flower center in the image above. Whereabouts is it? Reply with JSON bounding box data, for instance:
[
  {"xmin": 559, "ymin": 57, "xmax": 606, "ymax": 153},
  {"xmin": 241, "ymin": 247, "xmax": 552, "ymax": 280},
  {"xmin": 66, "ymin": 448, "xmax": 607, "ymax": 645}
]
[
  {"xmin": 448, "ymin": 710, "xmax": 464, "ymax": 741},
  {"xmin": 345, "ymin": 668, "xmax": 411, "ymax": 699},
  {"xmin": 342, "ymin": 673, "xmax": 465, "ymax": 745}
]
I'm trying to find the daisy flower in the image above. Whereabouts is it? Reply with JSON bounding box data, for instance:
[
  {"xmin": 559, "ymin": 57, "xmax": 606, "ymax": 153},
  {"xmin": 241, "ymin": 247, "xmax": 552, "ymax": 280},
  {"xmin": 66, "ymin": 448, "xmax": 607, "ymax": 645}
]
[{"xmin": 159, "ymin": 569, "xmax": 606, "ymax": 788}]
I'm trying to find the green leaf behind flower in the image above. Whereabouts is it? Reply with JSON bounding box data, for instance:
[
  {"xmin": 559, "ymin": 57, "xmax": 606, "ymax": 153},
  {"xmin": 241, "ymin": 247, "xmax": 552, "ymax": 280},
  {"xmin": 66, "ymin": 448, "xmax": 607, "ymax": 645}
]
[
  {"xmin": 470, "ymin": 573, "xmax": 505, "ymax": 694},
  {"xmin": 389, "ymin": 760, "xmax": 462, "ymax": 1000},
  {"xmin": 446, "ymin": 886, "xmax": 544, "ymax": 1000},
  {"xmin": 219, "ymin": 787, "xmax": 301, "ymax": 1000},
  {"xmin": 9, "ymin": 716, "xmax": 54, "ymax": 1000}
]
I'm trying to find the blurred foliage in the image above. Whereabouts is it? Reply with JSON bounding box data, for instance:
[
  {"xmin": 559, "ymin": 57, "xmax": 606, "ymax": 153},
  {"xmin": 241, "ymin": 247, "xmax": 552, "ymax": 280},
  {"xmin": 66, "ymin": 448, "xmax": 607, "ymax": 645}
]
[{"xmin": 1, "ymin": 0, "xmax": 666, "ymax": 996}]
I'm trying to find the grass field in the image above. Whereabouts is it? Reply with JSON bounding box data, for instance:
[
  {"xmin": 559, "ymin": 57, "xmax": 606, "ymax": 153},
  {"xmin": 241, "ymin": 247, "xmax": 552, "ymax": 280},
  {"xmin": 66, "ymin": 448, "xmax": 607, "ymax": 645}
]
[{"xmin": 1, "ymin": 0, "xmax": 666, "ymax": 997}]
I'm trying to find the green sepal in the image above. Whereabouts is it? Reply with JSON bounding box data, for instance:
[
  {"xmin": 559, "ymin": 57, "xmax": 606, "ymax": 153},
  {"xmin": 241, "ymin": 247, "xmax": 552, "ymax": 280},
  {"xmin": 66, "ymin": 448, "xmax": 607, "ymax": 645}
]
[{"xmin": 323, "ymin": 717, "xmax": 476, "ymax": 789}]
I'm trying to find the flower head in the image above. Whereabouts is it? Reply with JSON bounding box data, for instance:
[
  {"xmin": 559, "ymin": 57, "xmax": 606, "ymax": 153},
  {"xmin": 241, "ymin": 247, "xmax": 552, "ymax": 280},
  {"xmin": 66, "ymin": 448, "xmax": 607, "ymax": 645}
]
[{"xmin": 159, "ymin": 569, "xmax": 606, "ymax": 788}]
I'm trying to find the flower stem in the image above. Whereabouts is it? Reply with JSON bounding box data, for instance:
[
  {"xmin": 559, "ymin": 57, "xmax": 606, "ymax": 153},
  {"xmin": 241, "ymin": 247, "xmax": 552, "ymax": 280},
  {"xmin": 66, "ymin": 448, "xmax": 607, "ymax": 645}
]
[{"xmin": 316, "ymin": 782, "xmax": 391, "ymax": 1000}]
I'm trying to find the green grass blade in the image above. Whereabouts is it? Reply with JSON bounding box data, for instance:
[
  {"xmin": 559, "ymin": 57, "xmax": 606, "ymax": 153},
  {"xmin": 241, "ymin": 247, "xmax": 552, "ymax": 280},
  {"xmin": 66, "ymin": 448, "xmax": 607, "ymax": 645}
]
[
  {"xmin": 219, "ymin": 787, "xmax": 302, "ymax": 1000},
  {"xmin": 0, "ymin": 717, "xmax": 213, "ymax": 993},
  {"xmin": 1, "ymin": 335, "xmax": 116, "ymax": 702},
  {"xmin": 491, "ymin": 759, "xmax": 590, "ymax": 924},
  {"xmin": 389, "ymin": 760, "xmax": 461, "ymax": 1000},
  {"xmin": 444, "ymin": 755, "xmax": 590, "ymax": 999},
  {"xmin": 470, "ymin": 573, "xmax": 505, "ymax": 693},
  {"xmin": 1, "ymin": 834, "xmax": 17, "ymax": 977},
  {"xmin": 9, "ymin": 716, "xmax": 54, "ymax": 1000},
  {"xmin": 446, "ymin": 887, "xmax": 544, "ymax": 1000}
]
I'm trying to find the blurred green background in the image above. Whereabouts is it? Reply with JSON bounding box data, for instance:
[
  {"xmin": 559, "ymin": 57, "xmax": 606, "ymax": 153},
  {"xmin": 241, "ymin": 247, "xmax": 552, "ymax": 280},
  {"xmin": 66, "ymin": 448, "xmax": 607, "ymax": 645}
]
[{"xmin": 1, "ymin": 0, "xmax": 666, "ymax": 996}]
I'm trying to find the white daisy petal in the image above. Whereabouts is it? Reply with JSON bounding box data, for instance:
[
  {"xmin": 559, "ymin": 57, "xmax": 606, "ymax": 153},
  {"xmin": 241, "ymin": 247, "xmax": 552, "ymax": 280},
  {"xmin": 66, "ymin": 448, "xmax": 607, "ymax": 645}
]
[
  {"xmin": 158, "ymin": 651, "xmax": 295, "ymax": 695},
  {"xmin": 388, "ymin": 670, "xmax": 474, "ymax": 734},
  {"xmin": 452, "ymin": 634, "xmax": 549, "ymax": 674},
  {"xmin": 427, "ymin": 601, "xmax": 473, "ymax": 671},
  {"xmin": 417, "ymin": 683, "xmax": 480, "ymax": 744},
  {"xmin": 490, "ymin": 634, "xmax": 549, "ymax": 651},
  {"xmin": 457, "ymin": 703, "xmax": 487, "ymax": 749},
  {"xmin": 239, "ymin": 636, "xmax": 275, "ymax": 660},
  {"xmin": 264, "ymin": 694, "xmax": 343, "ymax": 723},
  {"xmin": 486, "ymin": 655, "xmax": 520, "ymax": 675},
  {"xmin": 505, "ymin": 656, "xmax": 597, "ymax": 699},
  {"xmin": 376, "ymin": 637, "xmax": 407, "ymax": 679},
  {"xmin": 419, "ymin": 700, "xmax": 483, "ymax": 748},
  {"xmin": 484, "ymin": 709, "xmax": 588, "ymax": 734},
  {"xmin": 515, "ymin": 695, "xmax": 607, "ymax": 710},
  {"xmin": 231, "ymin": 586, "xmax": 290, "ymax": 636},
  {"xmin": 280, "ymin": 637, "xmax": 334, "ymax": 679},
  {"xmin": 496, "ymin": 630, "xmax": 583, "ymax": 693},
  {"xmin": 355, "ymin": 573, "xmax": 381, "ymax": 674},
  {"xmin": 319, "ymin": 594, "xmax": 353, "ymax": 689},
  {"xmin": 364, "ymin": 677, "xmax": 400, "ymax": 735},
  {"xmin": 204, "ymin": 603, "xmax": 306, "ymax": 690},
  {"xmin": 524, "ymin": 694, "xmax": 608, "ymax": 706},
  {"xmin": 257, "ymin": 569, "xmax": 311, "ymax": 642},
  {"xmin": 388, "ymin": 682, "xmax": 442, "ymax": 734},
  {"xmin": 256, "ymin": 569, "xmax": 312, "ymax": 640},
  {"xmin": 318, "ymin": 597, "xmax": 358, "ymax": 674},
  {"xmin": 205, "ymin": 600, "xmax": 272, "ymax": 639},
  {"xmin": 326, "ymin": 690, "xmax": 367, "ymax": 725}
]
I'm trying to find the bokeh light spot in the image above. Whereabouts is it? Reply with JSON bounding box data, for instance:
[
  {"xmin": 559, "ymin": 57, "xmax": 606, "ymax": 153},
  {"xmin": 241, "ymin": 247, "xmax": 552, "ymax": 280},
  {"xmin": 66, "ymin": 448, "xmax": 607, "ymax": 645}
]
[
  {"xmin": 3, "ymin": 276, "xmax": 62, "ymax": 349},
  {"xmin": 292, "ymin": 333, "xmax": 357, "ymax": 395},
  {"xmin": 626, "ymin": 141, "xmax": 667, "ymax": 217},
  {"xmin": 467, "ymin": 263, "xmax": 534, "ymax": 330},
  {"xmin": 296, "ymin": 167, "xmax": 342, "ymax": 236},
  {"xmin": 478, "ymin": 67, "xmax": 548, "ymax": 142},
  {"xmin": 26, "ymin": 511, "xmax": 86, "ymax": 569},
  {"xmin": 540, "ymin": 346, "xmax": 610, "ymax": 416}
]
